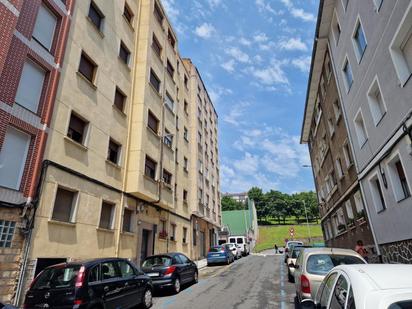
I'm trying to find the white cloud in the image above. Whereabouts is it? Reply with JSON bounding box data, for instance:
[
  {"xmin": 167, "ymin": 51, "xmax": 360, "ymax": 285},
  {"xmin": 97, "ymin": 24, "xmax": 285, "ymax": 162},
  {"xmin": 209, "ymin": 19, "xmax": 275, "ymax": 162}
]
[
  {"xmin": 291, "ymin": 56, "xmax": 312, "ymax": 73},
  {"xmin": 249, "ymin": 59, "xmax": 289, "ymax": 86},
  {"xmin": 194, "ymin": 23, "xmax": 216, "ymax": 39},
  {"xmin": 223, "ymin": 102, "xmax": 250, "ymax": 126},
  {"xmin": 233, "ymin": 152, "xmax": 260, "ymax": 175},
  {"xmin": 239, "ymin": 37, "xmax": 252, "ymax": 46},
  {"xmin": 208, "ymin": 86, "xmax": 233, "ymax": 103},
  {"xmin": 253, "ymin": 32, "xmax": 269, "ymax": 43},
  {"xmin": 279, "ymin": 37, "xmax": 308, "ymax": 51},
  {"xmin": 280, "ymin": 0, "xmax": 316, "ymax": 22},
  {"xmin": 221, "ymin": 59, "xmax": 236, "ymax": 73},
  {"xmin": 162, "ymin": 0, "xmax": 179, "ymax": 22},
  {"xmin": 225, "ymin": 47, "xmax": 250, "ymax": 63},
  {"xmin": 207, "ymin": 0, "xmax": 222, "ymax": 8}
]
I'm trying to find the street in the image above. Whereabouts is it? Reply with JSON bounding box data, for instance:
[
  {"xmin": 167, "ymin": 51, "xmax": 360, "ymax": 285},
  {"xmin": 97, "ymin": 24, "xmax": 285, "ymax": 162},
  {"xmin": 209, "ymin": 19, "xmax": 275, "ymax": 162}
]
[{"xmin": 152, "ymin": 249, "xmax": 297, "ymax": 309}]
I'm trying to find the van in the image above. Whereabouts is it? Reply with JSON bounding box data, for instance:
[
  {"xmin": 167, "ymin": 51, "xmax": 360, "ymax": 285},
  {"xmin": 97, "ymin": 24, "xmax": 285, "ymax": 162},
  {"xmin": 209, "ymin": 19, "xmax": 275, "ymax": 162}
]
[{"xmin": 228, "ymin": 236, "xmax": 250, "ymax": 256}]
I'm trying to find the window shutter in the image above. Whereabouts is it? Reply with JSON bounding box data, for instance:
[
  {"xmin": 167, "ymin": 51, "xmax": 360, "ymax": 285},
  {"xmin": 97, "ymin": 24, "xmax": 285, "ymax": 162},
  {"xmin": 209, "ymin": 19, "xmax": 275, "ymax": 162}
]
[{"xmin": 32, "ymin": 5, "xmax": 57, "ymax": 50}]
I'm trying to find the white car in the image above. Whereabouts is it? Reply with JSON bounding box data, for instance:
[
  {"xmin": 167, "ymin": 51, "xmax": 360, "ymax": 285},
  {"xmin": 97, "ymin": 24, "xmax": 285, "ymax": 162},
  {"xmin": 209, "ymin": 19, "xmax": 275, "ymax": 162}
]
[
  {"xmin": 228, "ymin": 236, "xmax": 250, "ymax": 256},
  {"xmin": 225, "ymin": 243, "xmax": 242, "ymax": 259},
  {"xmin": 301, "ymin": 264, "xmax": 412, "ymax": 309}
]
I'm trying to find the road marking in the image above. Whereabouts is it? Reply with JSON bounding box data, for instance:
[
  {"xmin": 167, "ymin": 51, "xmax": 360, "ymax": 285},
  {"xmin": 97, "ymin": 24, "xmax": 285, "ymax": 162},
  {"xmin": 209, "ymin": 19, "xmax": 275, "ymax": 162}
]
[{"xmin": 279, "ymin": 258, "xmax": 287, "ymax": 309}]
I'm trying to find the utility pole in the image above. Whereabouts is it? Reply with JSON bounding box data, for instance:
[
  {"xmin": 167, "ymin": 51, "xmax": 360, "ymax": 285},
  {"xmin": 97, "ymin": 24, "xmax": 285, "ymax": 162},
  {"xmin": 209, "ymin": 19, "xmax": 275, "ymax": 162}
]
[{"xmin": 303, "ymin": 200, "xmax": 312, "ymax": 244}]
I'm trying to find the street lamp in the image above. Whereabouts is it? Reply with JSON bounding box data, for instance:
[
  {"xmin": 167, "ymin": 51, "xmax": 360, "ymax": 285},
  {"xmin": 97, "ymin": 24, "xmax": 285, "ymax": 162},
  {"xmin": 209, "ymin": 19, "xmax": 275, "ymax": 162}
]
[{"xmin": 303, "ymin": 200, "xmax": 312, "ymax": 244}]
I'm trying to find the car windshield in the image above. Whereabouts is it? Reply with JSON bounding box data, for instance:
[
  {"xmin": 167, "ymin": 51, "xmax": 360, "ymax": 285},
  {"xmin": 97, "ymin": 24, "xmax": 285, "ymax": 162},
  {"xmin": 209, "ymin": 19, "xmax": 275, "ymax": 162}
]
[
  {"xmin": 237, "ymin": 238, "xmax": 244, "ymax": 244},
  {"xmin": 306, "ymin": 254, "xmax": 365, "ymax": 275},
  {"xmin": 288, "ymin": 242, "xmax": 302, "ymax": 248},
  {"xmin": 142, "ymin": 256, "xmax": 172, "ymax": 267},
  {"xmin": 389, "ymin": 301, "xmax": 412, "ymax": 309},
  {"xmin": 292, "ymin": 247, "xmax": 304, "ymax": 258},
  {"xmin": 209, "ymin": 246, "xmax": 224, "ymax": 252},
  {"xmin": 32, "ymin": 265, "xmax": 81, "ymax": 290}
]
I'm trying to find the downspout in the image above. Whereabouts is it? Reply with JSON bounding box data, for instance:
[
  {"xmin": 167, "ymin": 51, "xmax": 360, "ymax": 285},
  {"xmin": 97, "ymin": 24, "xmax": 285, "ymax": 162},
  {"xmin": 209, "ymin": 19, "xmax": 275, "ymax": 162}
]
[{"xmin": 115, "ymin": 0, "xmax": 143, "ymax": 258}]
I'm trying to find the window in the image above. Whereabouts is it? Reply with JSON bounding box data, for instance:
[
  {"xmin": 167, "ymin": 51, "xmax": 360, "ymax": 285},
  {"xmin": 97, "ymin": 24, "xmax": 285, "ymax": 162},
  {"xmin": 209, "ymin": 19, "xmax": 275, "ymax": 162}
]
[
  {"xmin": 343, "ymin": 143, "xmax": 353, "ymax": 167},
  {"xmin": 99, "ymin": 201, "xmax": 115, "ymax": 230},
  {"xmin": 370, "ymin": 174, "xmax": 386, "ymax": 212},
  {"xmin": 32, "ymin": 4, "xmax": 57, "ymax": 51},
  {"xmin": 145, "ymin": 156, "xmax": 157, "ymax": 180},
  {"xmin": 175, "ymin": 148, "xmax": 178, "ymax": 163},
  {"xmin": 184, "ymin": 157, "xmax": 189, "ymax": 171},
  {"xmin": 88, "ymin": 2, "xmax": 104, "ymax": 31},
  {"xmin": 367, "ymin": 77, "xmax": 386, "ymax": 125},
  {"xmin": 78, "ymin": 52, "xmax": 97, "ymax": 83},
  {"xmin": 123, "ymin": 208, "xmax": 133, "ymax": 233},
  {"xmin": 353, "ymin": 19, "xmax": 367, "ymax": 61},
  {"xmin": 166, "ymin": 60, "xmax": 174, "ymax": 78},
  {"xmin": 341, "ymin": 0, "xmax": 349, "ymax": 10},
  {"xmin": 183, "ymin": 189, "xmax": 188, "ymax": 201},
  {"xmin": 336, "ymin": 158, "xmax": 344, "ymax": 178},
  {"xmin": 152, "ymin": 34, "xmax": 162, "ymax": 57},
  {"xmin": 0, "ymin": 220, "xmax": 16, "ymax": 248},
  {"xmin": 0, "ymin": 127, "xmax": 30, "ymax": 190},
  {"xmin": 123, "ymin": 2, "xmax": 134, "ymax": 24},
  {"xmin": 119, "ymin": 42, "xmax": 130, "ymax": 65},
  {"xmin": 332, "ymin": 11, "xmax": 341, "ymax": 45},
  {"xmin": 107, "ymin": 139, "xmax": 121, "ymax": 164},
  {"xmin": 176, "ymin": 116, "xmax": 179, "ymax": 130},
  {"xmin": 389, "ymin": 4, "xmax": 412, "ymax": 85},
  {"xmin": 330, "ymin": 275, "xmax": 349, "ymax": 309},
  {"xmin": 327, "ymin": 118, "xmax": 335, "ymax": 136},
  {"xmin": 114, "ymin": 87, "xmax": 126, "ymax": 112},
  {"xmin": 67, "ymin": 113, "xmax": 88, "ymax": 144},
  {"xmin": 343, "ymin": 58, "xmax": 353, "ymax": 91},
  {"xmin": 15, "ymin": 60, "xmax": 46, "ymax": 113},
  {"xmin": 354, "ymin": 111, "xmax": 368, "ymax": 147},
  {"xmin": 193, "ymin": 228, "xmax": 197, "ymax": 246},
  {"xmin": 162, "ymin": 169, "xmax": 172, "ymax": 185},
  {"xmin": 184, "ymin": 75, "xmax": 188, "ymax": 88},
  {"xmin": 332, "ymin": 100, "xmax": 341, "ymax": 123},
  {"xmin": 183, "ymin": 227, "xmax": 187, "ymax": 243},
  {"xmin": 164, "ymin": 128, "xmax": 173, "ymax": 148},
  {"xmin": 101, "ymin": 262, "xmax": 120, "ymax": 280},
  {"xmin": 153, "ymin": 2, "xmax": 164, "ymax": 25},
  {"xmin": 52, "ymin": 187, "xmax": 77, "ymax": 222},
  {"xmin": 345, "ymin": 200, "xmax": 354, "ymax": 219},
  {"xmin": 388, "ymin": 156, "xmax": 411, "ymax": 201},
  {"xmin": 373, "ymin": 0, "xmax": 383, "ymax": 11},
  {"xmin": 149, "ymin": 69, "xmax": 160, "ymax": 92},
  {"xmin": 165, "ymin": 92, "xmax": 174, "ymax": 111},
  {"xmin": 147, "ymin": 110, "xmax": 159, "ymax": 134},
  {"xmin": 117, "ymin": 261, "xmax": 135, "ymax": 278},
  {"xmin": 160, "ymin": 220, "xmax": 166, "ymax": 235},
  {"xmin": 168, "ymin": 29, "xmax": 175, "ymax": 48},
  {"xmin": 353, "ymin": 191, "xmax": 364, "ymax": 214},
  {"xmin": 184, "ymin": 127, "xmax": 188, "ymax": 141},
  {"xmin": 170, "ymin": 224, "xmax": 176, "ymax": 241},
  {"xmin": 184, "ymin": 100, "xmax": 188, "ymax": 114},
  {"xmin": 319, "ymin": 273, "xmax": 338, "ymax": 307}
]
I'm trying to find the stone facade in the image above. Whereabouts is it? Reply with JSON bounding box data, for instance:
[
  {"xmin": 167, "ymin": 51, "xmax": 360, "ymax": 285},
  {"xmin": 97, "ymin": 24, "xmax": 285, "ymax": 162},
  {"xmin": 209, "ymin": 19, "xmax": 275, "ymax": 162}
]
[{"xmin": 381, "ymin": 239, "xmax": 412, "ymax": 264}]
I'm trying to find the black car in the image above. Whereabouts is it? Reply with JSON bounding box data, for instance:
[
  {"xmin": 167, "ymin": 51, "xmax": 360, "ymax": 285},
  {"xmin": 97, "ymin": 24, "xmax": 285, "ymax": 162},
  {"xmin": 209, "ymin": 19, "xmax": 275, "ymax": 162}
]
[
  {"xmin": 141, "ymin": 253, "xmax": 198, "ymax": 294},
  {"xmin": 23, "ymin": 258, "xmax": 153, "ymax": 309}
]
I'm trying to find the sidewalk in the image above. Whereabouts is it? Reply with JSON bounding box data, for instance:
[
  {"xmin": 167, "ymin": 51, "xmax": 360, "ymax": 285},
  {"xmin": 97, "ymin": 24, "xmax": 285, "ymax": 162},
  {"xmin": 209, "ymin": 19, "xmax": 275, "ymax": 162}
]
[{"xmin": 195, "ymin": 258, "xmax": 208, "ymax": 269}]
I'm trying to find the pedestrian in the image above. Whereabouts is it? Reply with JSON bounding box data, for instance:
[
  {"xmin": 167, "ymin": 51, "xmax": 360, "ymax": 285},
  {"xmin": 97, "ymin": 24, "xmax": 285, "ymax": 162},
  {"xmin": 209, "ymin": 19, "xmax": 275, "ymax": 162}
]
[
  {"xmin": 274, "ymin": 244, "xmax": 278, "ymax": 254},
  {"xmin": 355, "ymin": 240, "xmax": 368, "ymax": 262}
]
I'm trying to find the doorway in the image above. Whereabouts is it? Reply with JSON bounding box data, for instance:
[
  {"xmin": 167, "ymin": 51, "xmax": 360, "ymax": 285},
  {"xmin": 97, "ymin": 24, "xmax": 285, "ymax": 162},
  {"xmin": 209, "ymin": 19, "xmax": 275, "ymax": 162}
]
[
  {"xmin": 140, "ymin": 229, "xmax": 151, "ymax": 262},
  {"xmin": 200, "ymin": 231, "xmax": 206, "ymax": 258}
]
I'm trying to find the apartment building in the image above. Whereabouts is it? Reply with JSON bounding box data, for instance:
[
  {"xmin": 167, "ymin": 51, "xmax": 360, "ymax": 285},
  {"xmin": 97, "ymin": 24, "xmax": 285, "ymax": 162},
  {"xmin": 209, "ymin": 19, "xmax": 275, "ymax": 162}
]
[
  {"xmin": 0, "ymin": 0, "xmax": 73, "ymax": 303},
  {"xmin": 301, "ymin": 46, "xmax": 375, "ymax": 258},
  {"xmin": 309, "ymin": 0, "xmax": 412, "ymax": 263},
  {"xmin": 18, "ymin": 0, "xmax": 221, "ymax": 298},
  {"xmin": 183, "ymin": 59, "xmax": 221, "ymax": 260}
]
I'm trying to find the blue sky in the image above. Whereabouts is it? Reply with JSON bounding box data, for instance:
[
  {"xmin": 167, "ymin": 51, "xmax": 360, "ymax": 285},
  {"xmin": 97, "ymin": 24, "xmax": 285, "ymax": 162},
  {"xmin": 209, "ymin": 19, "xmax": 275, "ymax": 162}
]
[{"xmin": 162, "ymin": 0, "xmax": 319, "ymax": 194}]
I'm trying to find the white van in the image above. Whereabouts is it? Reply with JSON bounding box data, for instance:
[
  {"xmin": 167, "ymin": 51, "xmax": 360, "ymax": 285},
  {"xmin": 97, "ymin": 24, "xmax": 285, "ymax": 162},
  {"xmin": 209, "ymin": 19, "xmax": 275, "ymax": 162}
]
[{"xmin": 228, "ymin": 236, "xmax": 250, "ymax": 256}]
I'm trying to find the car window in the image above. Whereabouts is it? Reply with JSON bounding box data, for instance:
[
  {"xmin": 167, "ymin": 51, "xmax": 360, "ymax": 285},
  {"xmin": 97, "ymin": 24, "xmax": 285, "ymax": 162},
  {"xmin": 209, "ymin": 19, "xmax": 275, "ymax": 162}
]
[
  {"xmin": 329, "ymin": 275, "xmax": 349, "ymax": 309},
  {"xmin": 292, "ymin": 248, "xmax": 303, "ymax": 258},
  {"xmin": 229, "ymin": 238, "xmax": 236, "ymax": 243},
  {"xmin": 388, "ymin": 301, "xmax": 412, "ymax": 309},
  {"xmin": 179, "ymin": 254, "xmax": 190, "ymax": 264},
  {"xmin": 117, "ymin": 261, "xmax": 135, "ymax": 278},
  {"xmin": 173, "ymin": 255, "xmax": 183, "ymax": 264},
  {"xmin": 142, "ymin": 256, "xmax": 172, "ymax": 267},
  {"xmin": 237, "ymin": 238, "xmax": 244, "ymax": 244},
  {"xmin": 101, "ymin": 262, "xmax": 121, "ymax": 280},
  {"xmin": 347, "ymin": 287, "xmax": 356, "ymax": 309},
  {"xmin": 89, "ymin": 265, "xmax": 100, "ymax": 283},
  {"xmin": 295, "ymin": 251, "xmax": 303, "ymax": 268},
  {"xmin": 319, "ymin": 273, "xmax": 338, "ymax": 309},
  {"xmin": 307, "ymin": 255, "xmax": 365, "ymax": 275},
  {"xmin": 32, "ymin": 265, "xmax": 81, "ymax": 290},
  {"xmin": 210, "ymin": 246, "xmax": 224, "ymax": 252}
]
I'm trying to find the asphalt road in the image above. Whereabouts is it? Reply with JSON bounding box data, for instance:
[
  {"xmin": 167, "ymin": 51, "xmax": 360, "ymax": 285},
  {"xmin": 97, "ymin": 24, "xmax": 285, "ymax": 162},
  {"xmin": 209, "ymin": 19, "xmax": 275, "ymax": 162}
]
[{"xmin": 152, "ymin": 249, "xmax": 297, "ymax": 309}]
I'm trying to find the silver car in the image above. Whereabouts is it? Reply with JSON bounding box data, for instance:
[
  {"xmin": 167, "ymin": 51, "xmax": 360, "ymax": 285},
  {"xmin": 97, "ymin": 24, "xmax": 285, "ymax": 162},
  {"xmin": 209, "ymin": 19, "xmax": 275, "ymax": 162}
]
[
  {"xmin": 292, "ymin": 248, "xmax": 366, "ymax": 302},
  {"xmin": 287, "ymin": 246, "xmax": 311, "ymax": 283}
]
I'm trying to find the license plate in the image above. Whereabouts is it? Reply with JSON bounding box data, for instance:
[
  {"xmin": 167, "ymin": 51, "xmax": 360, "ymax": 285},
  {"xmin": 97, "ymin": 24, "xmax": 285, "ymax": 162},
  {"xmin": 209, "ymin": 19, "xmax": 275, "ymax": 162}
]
[
  {"xmin": 147, "ymin": 272, "xmax": 159, "ymax": 277},
  {"xmin": 212, "ymin": 254, "xmax": 220, "ymax": 257}
]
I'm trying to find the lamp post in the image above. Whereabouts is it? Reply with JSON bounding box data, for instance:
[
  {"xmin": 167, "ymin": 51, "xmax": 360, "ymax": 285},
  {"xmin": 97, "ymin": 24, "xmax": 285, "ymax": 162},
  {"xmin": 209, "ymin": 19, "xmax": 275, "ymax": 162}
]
[{"xmin": 303, "ymin": 200, "xmax": 312, "ymax": 244}]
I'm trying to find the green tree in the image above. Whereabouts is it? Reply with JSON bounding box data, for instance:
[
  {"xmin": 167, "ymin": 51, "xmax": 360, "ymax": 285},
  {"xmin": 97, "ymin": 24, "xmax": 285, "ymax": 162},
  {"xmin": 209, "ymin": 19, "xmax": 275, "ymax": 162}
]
[{"xmin": 221, "ymin": 196, "xmax": 244, "ymax": 211}]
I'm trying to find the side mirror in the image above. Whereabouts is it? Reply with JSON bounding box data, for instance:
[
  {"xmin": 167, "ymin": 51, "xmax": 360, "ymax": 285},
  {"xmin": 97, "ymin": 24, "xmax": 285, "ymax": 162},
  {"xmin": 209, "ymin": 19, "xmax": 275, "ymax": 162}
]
[
  {"xmin": 300, "ymin": 299, "xmax": 316, "ymax": 309},
  {"xmin": 288, "ymin": 263, "xmax": 295, "ymax": 268},
  {"xmin": 294, "ymin": 264, "xmax": 300, "ymax": 269}
]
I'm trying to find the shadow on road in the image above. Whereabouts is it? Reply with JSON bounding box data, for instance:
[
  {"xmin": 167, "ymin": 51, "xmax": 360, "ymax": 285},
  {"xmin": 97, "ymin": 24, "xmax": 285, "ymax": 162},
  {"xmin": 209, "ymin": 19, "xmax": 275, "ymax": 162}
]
[{"xmin": 152, "ymin": 281, "xmax": 197, "ymax": 298}]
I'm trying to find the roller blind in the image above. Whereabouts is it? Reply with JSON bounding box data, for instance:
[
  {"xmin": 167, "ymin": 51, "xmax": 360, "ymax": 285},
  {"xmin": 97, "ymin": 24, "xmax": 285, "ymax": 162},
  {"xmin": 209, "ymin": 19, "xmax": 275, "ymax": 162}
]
[{"xmin": 32, "ymin": 5, "xmax": 57, "ymax": 50}]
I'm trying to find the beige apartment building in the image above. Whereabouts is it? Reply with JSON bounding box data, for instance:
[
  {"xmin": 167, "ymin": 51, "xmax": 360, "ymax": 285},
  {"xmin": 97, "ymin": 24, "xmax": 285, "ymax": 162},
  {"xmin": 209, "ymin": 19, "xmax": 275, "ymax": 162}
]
[{"xmin": 19, "ymin": 0, "xmax": 221, "ymax": 298}]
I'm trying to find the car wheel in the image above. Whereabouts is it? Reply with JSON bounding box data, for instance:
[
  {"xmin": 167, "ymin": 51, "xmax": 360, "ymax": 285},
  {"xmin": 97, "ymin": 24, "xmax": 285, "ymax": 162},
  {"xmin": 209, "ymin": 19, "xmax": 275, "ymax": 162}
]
[
  {"xmin": 193, "ymin": 271, "xmax": 198, "ymax": 283},
  {"xmin": 173, "ymin": 277, "xmax": 181, "ymax": 294},
  {"xmin": 142, "ymin": 289, "xmax": 153, "ymax": 308}
]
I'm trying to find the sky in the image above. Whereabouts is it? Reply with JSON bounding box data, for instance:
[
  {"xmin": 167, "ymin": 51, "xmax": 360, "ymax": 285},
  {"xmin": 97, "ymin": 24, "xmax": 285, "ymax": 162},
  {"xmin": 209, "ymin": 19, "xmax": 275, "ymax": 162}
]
[{"xmin": 162, "ymin": 0, "xmax": 319, "ymax": 194}]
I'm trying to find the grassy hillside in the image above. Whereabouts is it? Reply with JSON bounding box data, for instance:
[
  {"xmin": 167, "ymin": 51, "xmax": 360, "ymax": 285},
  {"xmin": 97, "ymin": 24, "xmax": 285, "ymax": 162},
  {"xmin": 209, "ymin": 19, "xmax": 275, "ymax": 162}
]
[{"xmin": 255, "ymin": 224, "xmax": 323, "ymax": 252}]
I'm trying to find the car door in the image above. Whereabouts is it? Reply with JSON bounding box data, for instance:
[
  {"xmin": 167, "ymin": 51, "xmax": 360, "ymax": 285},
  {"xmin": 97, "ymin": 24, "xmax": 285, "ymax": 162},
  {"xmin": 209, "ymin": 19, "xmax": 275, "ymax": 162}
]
[
  {"xmin": 328, "ymin": 274, "xmax": 350, "ymax": 309},
  {"xmin": 317, "ymin": 272, "xmax": 338, "ymax": 309},
  {"xmin": 178, "ymin": 254, "xmax": 194, "ymax": 283},
  {"xmin": 294, "ymin": 252, "xmax": 303, "ymax": 295},
  {"xmin": 99, "ymin": 261, "xmax": 124, "ymax": 309},
  {"xmin": 116, "ymin": 260, "xmax": 140, "ymax": 308},
  {"xmin": 172, "ymin": 255, "xmax": 188, "ymax": 283}
]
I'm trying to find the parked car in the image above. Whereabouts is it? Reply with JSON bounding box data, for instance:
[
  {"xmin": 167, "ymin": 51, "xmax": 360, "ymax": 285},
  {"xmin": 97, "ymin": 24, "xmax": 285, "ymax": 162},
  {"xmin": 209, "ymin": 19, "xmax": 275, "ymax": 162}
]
[
  {"xmin": 284, "ymin": 240, "xmax": 304, "ymax": 263},
  {"xmin": 301, "ymin": 264, "xmax": 412, "ymax": 309},
  {"xmin": 228, "ymin": 236, "xmax": 250, "ymax": 256},
  {"xmin": 287, "ymin": 246, "xmax": 311, "ymax": 283},
  {"xmin": 0, "ymin": 303, "xmax": 17, "ymax": 309},
  {"xmin": 207, "ymin": 245, "xmax": 235, "ymax": 265},
  {"xmin": 225, "ymin": 243, "xmax": 242, "ymax": 259},
  {"xmin": 292, "ymin": 248, "xmax": 366, "ymax": 302},
  {"xmin": 23, "ymin": 258, "xmax": 153, "ymax": 309},
  {"xmin": 141, "ymin": 253, "xmax": 198, "ymax": 294}
]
